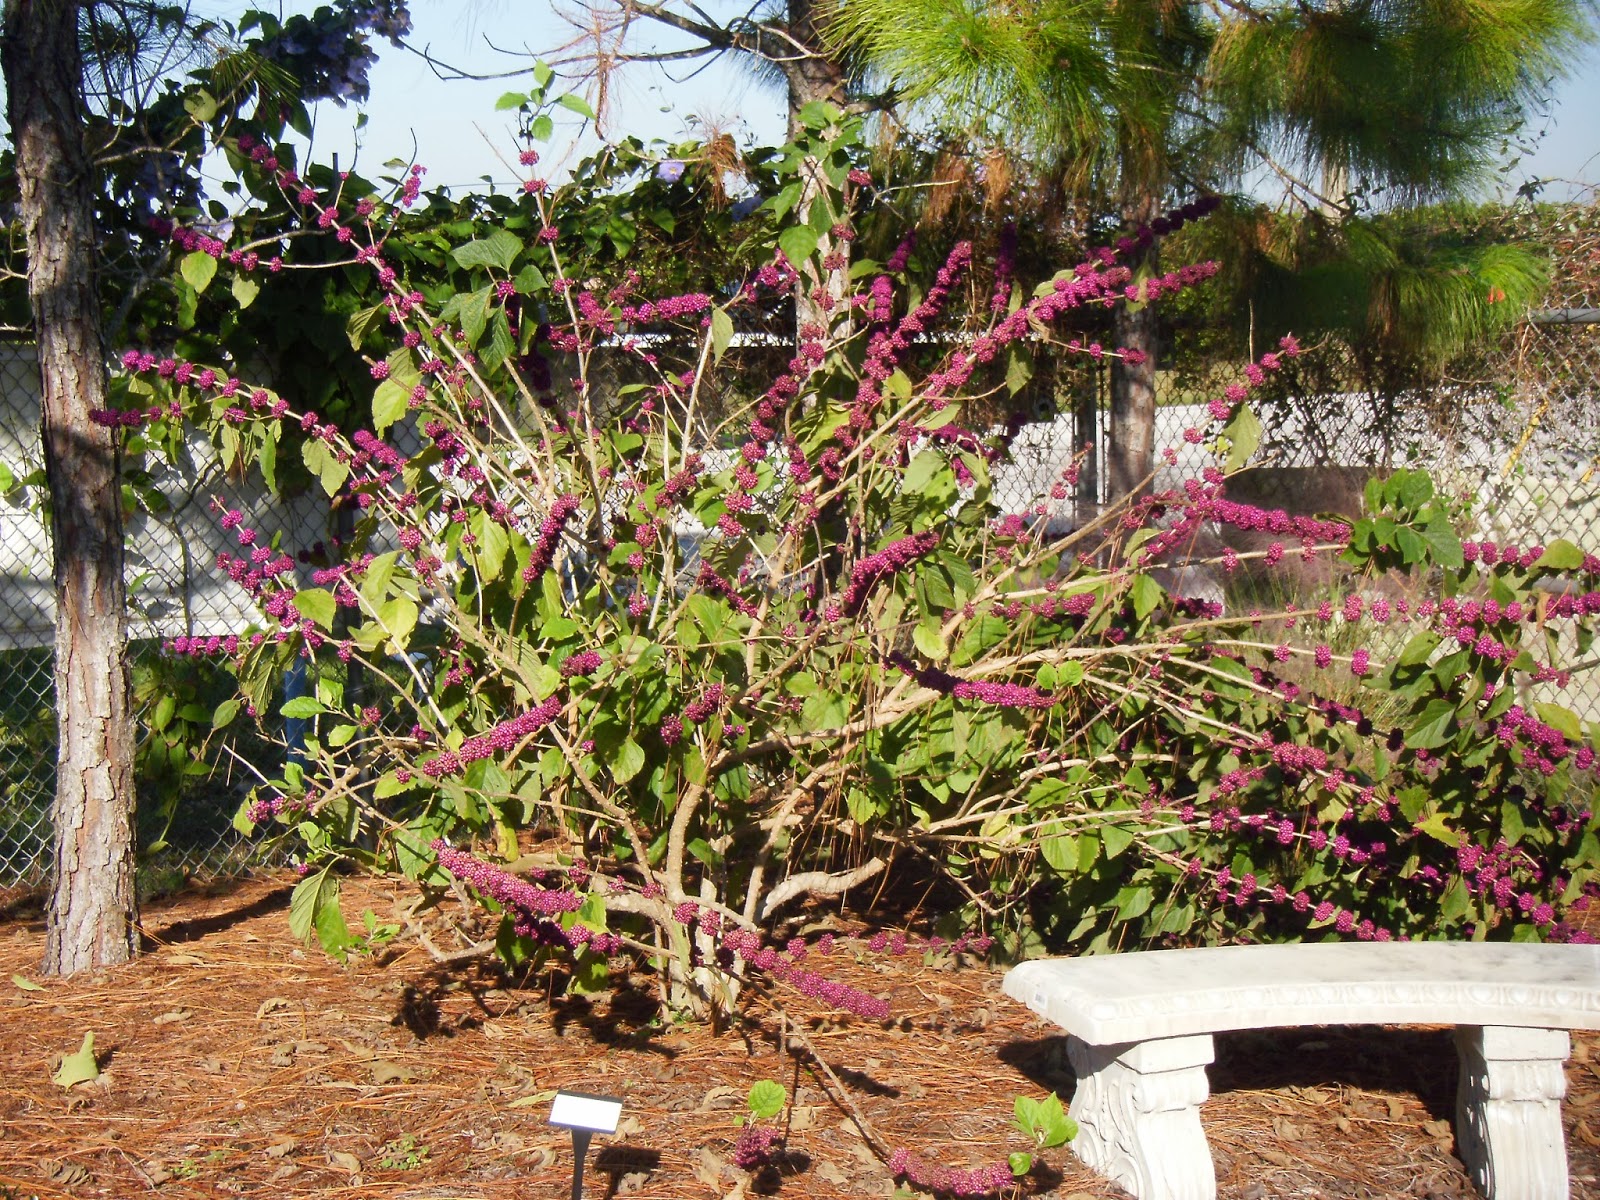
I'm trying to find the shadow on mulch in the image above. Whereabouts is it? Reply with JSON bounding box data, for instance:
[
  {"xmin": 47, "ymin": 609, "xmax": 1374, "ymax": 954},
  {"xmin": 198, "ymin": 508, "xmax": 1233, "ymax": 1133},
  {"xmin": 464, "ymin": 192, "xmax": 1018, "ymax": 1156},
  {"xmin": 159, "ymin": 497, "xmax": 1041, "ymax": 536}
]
[
  {"xmin": 138, "ymin": 881, "xmax": 292, "ymax": 948},
  {"xmin": 1000, "ymin": 1027, "xmax": 1456, "ymax": 1122},
  {"xmin": 1213, "ymin": 1026, "xmax": 1457, "ymax": 1121}
]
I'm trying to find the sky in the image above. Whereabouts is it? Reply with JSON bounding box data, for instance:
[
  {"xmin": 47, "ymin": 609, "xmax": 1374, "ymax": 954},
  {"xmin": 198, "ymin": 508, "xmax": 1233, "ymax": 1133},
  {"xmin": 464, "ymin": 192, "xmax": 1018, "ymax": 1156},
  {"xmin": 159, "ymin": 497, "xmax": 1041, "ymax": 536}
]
[{"xmin": 275, "ymin": 0, "xmax": 1600, "ymax": 203}]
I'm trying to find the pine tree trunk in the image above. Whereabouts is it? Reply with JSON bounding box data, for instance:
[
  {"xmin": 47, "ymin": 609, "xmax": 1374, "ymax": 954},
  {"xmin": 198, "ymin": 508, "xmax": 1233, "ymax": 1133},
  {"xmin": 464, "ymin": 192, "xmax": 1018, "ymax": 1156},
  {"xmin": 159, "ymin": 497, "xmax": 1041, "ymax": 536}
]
[
  {"xmin": 782, "ymin": 0, "xmax": 850, "ymax": 345},
  {"xmin": 4, "ymin": 0, "xmax": 139, "ymax": 975},
  {"xmin": 1107, "ymin": 196, "xmax": 1160, "ymax": 500}
]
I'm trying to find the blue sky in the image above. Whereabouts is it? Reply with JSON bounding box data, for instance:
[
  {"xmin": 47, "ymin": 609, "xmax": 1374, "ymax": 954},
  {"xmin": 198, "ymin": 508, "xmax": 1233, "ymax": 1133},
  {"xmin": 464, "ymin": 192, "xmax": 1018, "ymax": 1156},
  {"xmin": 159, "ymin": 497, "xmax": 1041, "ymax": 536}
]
[{"xmin": 276, "ymin": 0, "xmax": 1600, "ymax": 202}]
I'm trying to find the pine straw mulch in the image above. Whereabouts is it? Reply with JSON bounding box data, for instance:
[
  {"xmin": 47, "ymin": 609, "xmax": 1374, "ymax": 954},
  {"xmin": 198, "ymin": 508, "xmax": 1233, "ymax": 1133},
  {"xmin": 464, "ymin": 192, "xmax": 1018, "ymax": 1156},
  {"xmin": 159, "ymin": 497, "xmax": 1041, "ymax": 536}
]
[{"xmin": 3, "ymin": 872, "xmax": 1600, "ymax": 1200}]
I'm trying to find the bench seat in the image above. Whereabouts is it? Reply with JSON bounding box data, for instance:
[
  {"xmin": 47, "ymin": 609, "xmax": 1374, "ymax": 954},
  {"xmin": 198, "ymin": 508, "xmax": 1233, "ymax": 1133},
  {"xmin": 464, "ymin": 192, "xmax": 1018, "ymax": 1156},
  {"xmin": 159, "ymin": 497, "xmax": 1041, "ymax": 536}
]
[{"xmin": 1003, "ymin": 943, "xmax": 1600, "ymax": 1200}]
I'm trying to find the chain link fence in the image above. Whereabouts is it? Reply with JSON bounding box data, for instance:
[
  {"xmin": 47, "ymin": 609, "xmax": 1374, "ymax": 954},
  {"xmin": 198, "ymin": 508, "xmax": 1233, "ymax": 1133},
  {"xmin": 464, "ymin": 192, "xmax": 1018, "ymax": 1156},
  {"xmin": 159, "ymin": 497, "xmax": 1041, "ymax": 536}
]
[{"xmin": 0, "ymin": 342, "xmax": 333, "ymax": 897}]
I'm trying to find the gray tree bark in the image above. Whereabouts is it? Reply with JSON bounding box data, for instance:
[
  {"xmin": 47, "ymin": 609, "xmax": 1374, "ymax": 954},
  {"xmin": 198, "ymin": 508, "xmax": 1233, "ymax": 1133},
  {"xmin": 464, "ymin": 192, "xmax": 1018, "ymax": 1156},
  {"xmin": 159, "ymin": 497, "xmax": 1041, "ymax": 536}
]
[
  {"xmin": 3, "ymin": 0, "xmax": 139, "ymax": 975},
  {"xmin": 1107, "ymin": 195, "xmax": 1160, "ymax": 500}
]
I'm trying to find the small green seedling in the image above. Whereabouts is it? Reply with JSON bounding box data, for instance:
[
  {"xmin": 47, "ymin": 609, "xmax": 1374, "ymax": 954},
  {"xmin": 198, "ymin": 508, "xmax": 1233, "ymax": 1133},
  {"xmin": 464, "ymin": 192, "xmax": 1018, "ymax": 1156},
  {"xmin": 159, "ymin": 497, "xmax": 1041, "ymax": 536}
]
[
  {"xmin": 350, "ymin": 909, "xmax": 402, "ymax": 956},
  {"xmin": 378, "ymin": 1133, "xmax": 429, "ymax": 1170},
  {"xmin": 1009, "ymin": 1091, "xmax": 1077, "ymax": 1176},
  {"xmin": 744, "ymin": 1079, "xmax": 786, "ymax": 1124}
]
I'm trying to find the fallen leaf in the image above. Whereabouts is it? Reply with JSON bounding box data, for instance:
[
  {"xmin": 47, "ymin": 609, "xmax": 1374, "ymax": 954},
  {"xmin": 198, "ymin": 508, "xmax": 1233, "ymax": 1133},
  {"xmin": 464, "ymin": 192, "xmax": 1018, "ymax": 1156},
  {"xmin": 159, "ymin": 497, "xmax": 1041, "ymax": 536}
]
[
  {"xmin": 11, "ymin": 973, "xmax": 43, "ymax": 992},
  {"xmin": 815, "ymin": 1159, "xmax": 847, "ymax": 1185},
  {"xmin": 265, "ymin": 1138, "xmax": 298, "ymax": 1158},
  {"xmin": 197, "ymin": 1056, "xmax": 226, "ymax": 1075},
  {"xmin": 1336, "ymin": 1116, "xmax": 1353, "ymax": 1134},
  {"xmin": 482, "ymin": 1022, "xmax": 509, "ymax": 1040},
  {"xmin": 256, "ymin": 996, "xmax": 291, "ymax": 1019},
  {"xmin": 1295, "ymin": 1086, "xmax": 1330, "ymax": 1104},
  {"xmin": 46, "ymin": 1160, "xmax": 90, "ymax": 1185},
  {"xmin": 1386, "ymin": 1097, "xmax": 1406, "ymax": 1121},
  {"xmin": 165, "ymin": 952, "xmax": 206, "ymax": 965},
  {"xmin": 615, "ymin": 1115, "xmax": 643, "ymax": 1137},
  {"xmin": 693, "ymin": 1149, "xmax": 726, "ymax": 1187},
  {"xmin": 1422, "ymin": 1119, "xmax": 1452, "ymax": 1140},
  {"xmin": 1577, "ymin": 1121, "xmax": 1600, "ymax": 1148},
  {"xmin": 293, "ymin": 1040, "xmax": 330, "ymax": 1055},
  {"xmin": 52, "ymin": 1032, "xmax": 99, "ymax": 1088},
  {"xmin": 1259, "ymin": 1148, "xmax": 1296, "ymax": 1169},
  {"xmin": 152, "ymin": 1009, "xmax": 191, "ymax": 1026},
  {"xmin": 1271, "ymin": 1116, "xmax": 1303, "ymax": 1142},
  {"xmin": 369, "ymin": 1060, "xmax": 417, "ymax": 1084},
  {"xmin": 698, "ymin": 1084, "xmax": 740, "ymax": 1111},
  {"xmin": 789, "ymin": 1105, "xmax": 818, "ymax": 1131},
  {"xmin": 328, "ymin": 1150, "xmax": 361, "ymax": 1172},
  {"xmin": 506, "ymin": 1088, "xmax": 558, "ymax": 1109}
]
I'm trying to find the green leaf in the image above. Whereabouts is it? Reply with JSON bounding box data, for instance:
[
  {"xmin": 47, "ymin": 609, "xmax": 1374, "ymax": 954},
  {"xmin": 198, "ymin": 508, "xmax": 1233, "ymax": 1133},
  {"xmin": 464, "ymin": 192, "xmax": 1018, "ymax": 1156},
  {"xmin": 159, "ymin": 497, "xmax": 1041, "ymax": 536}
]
[
  {"xmin": 1535, "ymin": 539, "xmax": 1585, "ymax": 571},
  {"xmin": 470, "ymin": 512, "xmax": 511, "ymax": 582},
  {"xmin": 293, "ymin": 587, "xmax": 338, "ymax": 631},
  {"xmin": 51, "ymin": 1032, "xmax": 99, "ymax": 1088},
  {"xmin": 1416, "ymin": 812, "xmax": 1460, "ymax": 847},
  {"xmin": 1419, "ymin": 516, "xmax": 1463, "ymax": 568},
  {"xmin": 1128, "ymin": 573, "xmax": 1164, "ymax": 621},
  {"xmin": 180, "ymin": 251, "xmax": 217, "ymax": 294},
  {"xmin": 259, "ymin": 427, "xmax": 277, "ymax": 493},
  {"xmin": 495, "ymin": 90, "xmax": 527, "ymax": 110},
  {"xmin": 557, "ymin": 92, "xmax": 596, "ymax": 119},
  {"xmin": 11, "ymin": 972, "xmax": 43, "ymax": 992},
  {"xmin": 302, "ymin": 438, "xmax": 349, "ymax": 497},
  {"xmin": 530, "ymin": 113, "xmax": 555, "ymax": 142},
  {"xmin": 451, "ymin": 229, "xmax": 524, "ymax": 273},
  {"xmin": 289, "ymin": 866, "xmax": 352, "ymax": 960},
  {"xmin": 912, "ymin": 620, "xmax": 947, "ymax": 662},
  {"xmin": 747, "ymin": 1080, "xmax": 786, "ymax": 1120},
  {"xmin": 1396, "ymin": 631, "xmax": 1441, "ymax": 666},
  {"xmin": 777, "ymin": 225, "xmax": 819, "ymax": 266},
  {"xmin": 372, "ymin": 380, "xmax": 408, "ymax": 435},
  {"xmin": 1101, "ymin": 823, "xmax": 1135, "ymax": 859},
  {"xmin": 1405, "ymin": 699, "xmax": 1457, "ymax": 750},
  {"xmin": 360, "ymin": 551, "xmax": 399, "ymax": 610},
  {"xmin": 212, "ymin": 698, "xmax": 241, "ymax": 730},
  {"xmin": 325, "ymin": 723, "xmax": 357, "ymax": 748},
  {"xmin": 1009, "ymin": 1153, "xmax": 1034, "ymax": 1177},
  {"xmin": 347, "ymin": 304, "xmax": 384, "ymax": 350},
  {"xmin": 710, "ymin": 307, "xmax": 735, "ymax": 366},
  {"xmin": 902, "ymin": 450, "xmax": 943, "ymax": 496},
  {"xmin": 280, "ymin": 695, "xmax": 326, "ymax": 719},
  {"xmin": 1222, "ymin": 404, "xmax": 1262, "ymax": 472},
  {"xmin": 611, "ymin": 738, "xmax": 646, "ymax": 784},
  {"xmin": 231, "ymin": 273, "xmax": 260, "ymax": 309},
  {"xmin": 1004, "ymin": 346, "xmax": 1032, "ymax": 396},
  {"xmin": 378, "ymin": 596, "xmax": 419, "ymax": 653}
]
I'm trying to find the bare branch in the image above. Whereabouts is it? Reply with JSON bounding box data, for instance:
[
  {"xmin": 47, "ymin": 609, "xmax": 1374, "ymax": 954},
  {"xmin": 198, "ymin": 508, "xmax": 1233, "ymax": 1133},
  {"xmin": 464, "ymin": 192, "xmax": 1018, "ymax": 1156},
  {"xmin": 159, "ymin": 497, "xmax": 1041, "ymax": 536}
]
[{"xmin": 756, "ymin": 858, "xmax": 886, "ymax": 921}]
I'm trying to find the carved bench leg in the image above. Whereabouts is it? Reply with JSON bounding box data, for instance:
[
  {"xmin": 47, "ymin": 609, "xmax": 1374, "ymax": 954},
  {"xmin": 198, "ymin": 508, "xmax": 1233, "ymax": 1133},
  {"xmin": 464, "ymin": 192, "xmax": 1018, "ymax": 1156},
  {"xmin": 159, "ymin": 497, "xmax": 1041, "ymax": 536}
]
[
  {"xmin": 1454, "ymin": 1025, "xmax": 1571, "ymax": 1200},
  {"xmin": 1066, "ymin": 1033, "xmax": 1217, "ymax": 1200}
]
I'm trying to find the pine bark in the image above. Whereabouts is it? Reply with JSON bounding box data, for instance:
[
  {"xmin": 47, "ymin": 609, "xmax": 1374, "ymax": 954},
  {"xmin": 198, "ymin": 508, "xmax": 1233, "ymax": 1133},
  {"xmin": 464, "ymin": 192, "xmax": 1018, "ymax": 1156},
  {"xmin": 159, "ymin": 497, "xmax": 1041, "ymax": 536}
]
[
  {"xmin": 1107, "ymin": 194, "xmax": 1160, "ymax": 500},
  {"xmin": 4, "ymin": 0, "xmax": 139, "ymax": 974}
]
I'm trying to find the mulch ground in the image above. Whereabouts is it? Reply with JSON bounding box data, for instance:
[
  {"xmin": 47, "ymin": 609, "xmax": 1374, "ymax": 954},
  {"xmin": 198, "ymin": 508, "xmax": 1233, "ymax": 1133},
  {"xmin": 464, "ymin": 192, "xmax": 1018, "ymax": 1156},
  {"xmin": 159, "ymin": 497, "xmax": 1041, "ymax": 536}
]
[{"xmin": 3, "ymin": 872, "xmax": 1599, "ymax": 1200}]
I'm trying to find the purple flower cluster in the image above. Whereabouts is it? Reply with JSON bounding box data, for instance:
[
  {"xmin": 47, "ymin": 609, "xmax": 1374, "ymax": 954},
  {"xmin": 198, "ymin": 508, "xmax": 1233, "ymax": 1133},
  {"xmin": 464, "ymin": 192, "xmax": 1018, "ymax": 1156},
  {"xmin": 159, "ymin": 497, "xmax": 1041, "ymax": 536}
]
[
  {"xmin": 839, "ymin": 530, "xmax": 941, "ymax": 614},
  {"xmin": 732, "ymin": 1124, "xmax": 782, "ymax": 1170},
  {"xmin": 419, "ymin": 696, "xmax": 564, "ymax": 778},
  {"xmin": 559, "ymin": 650, "xmax": 602, "ymax": 677},
  {"xmin": 432, "ymin": 842, "xmax": 626, "ymax": 953},
  {"xmin": 521, "ymin": 494, "xmax": 581, "ymax": 584},
  {"xmin": 886, "ymin": 653, "xmax": 1057, "ymax": 710},
  {"xmin": 887, "ymin": 1149, "xmax": 1014, "ymax": 1198}
]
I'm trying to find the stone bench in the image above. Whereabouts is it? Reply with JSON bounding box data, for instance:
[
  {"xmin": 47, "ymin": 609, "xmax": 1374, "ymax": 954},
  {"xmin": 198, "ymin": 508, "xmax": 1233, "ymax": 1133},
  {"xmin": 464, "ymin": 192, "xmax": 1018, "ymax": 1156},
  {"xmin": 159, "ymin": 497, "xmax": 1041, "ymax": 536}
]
[{"xmin": 1002, "ymin": 943, "xmax": 1600, "ymax": 1200}]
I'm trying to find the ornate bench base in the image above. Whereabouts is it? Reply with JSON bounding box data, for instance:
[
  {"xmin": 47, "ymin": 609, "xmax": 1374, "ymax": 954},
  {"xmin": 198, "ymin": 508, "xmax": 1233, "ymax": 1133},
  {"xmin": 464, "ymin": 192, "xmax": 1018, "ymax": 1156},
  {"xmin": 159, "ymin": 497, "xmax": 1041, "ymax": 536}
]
[
  {"xmin": 1066, "ymin": 1033, "xmax": 1217, "ymax": 1200},
  {"xmin": 1064, "ymin": 1027, "xmax": 1572, "ymax": 1200},
  {"xmin": 1455, "ymin": 1025, "xmax": 1571, "ymax": 1200}
]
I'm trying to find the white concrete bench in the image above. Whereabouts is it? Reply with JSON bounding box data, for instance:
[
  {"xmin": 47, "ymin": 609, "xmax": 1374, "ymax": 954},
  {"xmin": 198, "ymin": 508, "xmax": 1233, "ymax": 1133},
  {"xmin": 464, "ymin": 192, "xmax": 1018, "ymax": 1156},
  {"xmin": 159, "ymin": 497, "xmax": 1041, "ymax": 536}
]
[{"xmin": 1003, "ymin": 943, "xmax": 1600, "ymax": 1200}]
